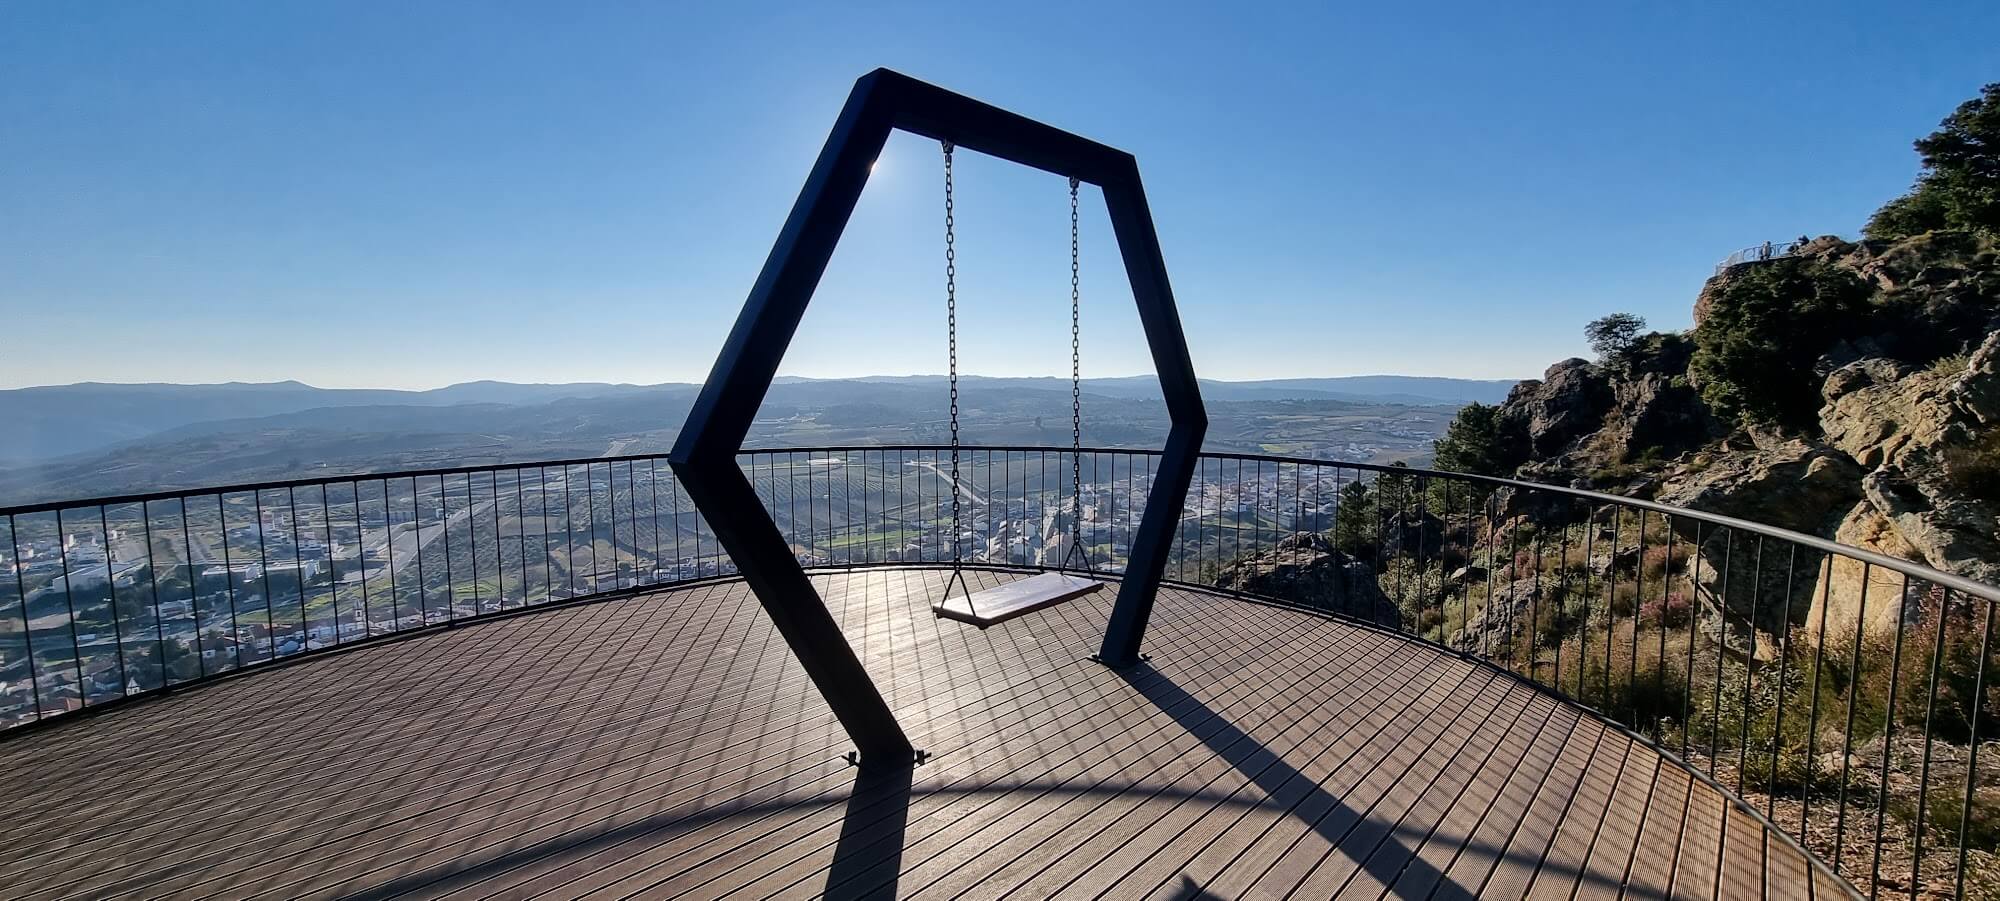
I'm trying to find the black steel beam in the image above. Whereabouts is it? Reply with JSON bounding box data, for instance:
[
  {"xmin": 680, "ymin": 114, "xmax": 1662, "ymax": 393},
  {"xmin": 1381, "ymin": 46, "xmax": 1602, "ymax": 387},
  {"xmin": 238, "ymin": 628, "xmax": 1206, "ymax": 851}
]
[{"xmin": 672, "ymin": 68, "xmax": 1207, "ymax": 762}]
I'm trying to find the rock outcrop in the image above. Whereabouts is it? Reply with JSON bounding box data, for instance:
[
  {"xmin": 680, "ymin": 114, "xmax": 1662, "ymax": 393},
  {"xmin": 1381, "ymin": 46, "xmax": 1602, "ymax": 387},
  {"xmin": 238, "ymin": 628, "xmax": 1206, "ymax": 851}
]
[
  {"xmin": 1806, "ymin": 500, "xmax": 1926, "ymax": 644},
  {"xmin": 1491, "ymin": 334, "xmax": 1722, "ymax": 496},
  {"xmin": 1807, "ymin": 329, "xmax": 2000, "ymax": 628},
  {"xmin": 1402, "ymin": 231, "xmax": 2000, "ymax": 657},
  {"xmin": 1653, "ymin": 430, "xmax": 1861, "ymax": 537},
  {"xmin": 1213, "ymin": 532, "xmax": 1402, "ymax": 629},
  {"xmin": 1502, "ymin": 359, "xmax": 1614, "ymax": 459},
  {"xmin": 1651, "ymin": 429, "xmax": 1861, "ymax": 640}
]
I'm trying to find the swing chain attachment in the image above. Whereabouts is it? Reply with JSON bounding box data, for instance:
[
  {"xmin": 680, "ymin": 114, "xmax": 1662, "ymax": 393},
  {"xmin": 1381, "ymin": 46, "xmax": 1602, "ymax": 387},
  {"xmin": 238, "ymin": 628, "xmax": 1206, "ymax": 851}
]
[{"xmin": 942, "ymin": 141, "xmax": 972, "ymax": 608}]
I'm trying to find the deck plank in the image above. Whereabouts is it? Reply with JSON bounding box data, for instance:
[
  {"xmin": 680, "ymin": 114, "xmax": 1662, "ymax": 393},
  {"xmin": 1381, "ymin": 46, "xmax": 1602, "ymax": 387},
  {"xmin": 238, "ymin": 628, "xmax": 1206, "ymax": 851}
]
[{"xmin": 0, "ymin": 568, "xmax": 1835, "ymax": 899}]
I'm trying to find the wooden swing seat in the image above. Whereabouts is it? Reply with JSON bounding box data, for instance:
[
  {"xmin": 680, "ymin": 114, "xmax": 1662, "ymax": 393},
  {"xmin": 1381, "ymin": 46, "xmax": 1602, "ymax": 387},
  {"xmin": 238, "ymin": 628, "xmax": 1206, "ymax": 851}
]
[{"xmin": 932, "ymin": 571, "xmax": 1105, "ymax": 628}]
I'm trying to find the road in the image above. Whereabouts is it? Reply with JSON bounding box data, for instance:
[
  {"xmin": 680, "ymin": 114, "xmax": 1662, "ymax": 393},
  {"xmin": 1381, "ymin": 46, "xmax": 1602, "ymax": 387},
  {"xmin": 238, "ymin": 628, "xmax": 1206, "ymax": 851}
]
[
  {"xmin": 909, "ymin": 458, "xmax": 986, "ymax": 506},
  {"xmin": 347, "ymin": 499, "xmax": 496, "ymax": 581}
]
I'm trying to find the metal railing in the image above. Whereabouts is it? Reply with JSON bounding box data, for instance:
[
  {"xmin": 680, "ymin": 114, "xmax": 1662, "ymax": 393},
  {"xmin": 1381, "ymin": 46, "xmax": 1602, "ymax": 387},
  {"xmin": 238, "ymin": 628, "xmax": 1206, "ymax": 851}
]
[
  {"xmin": 2, "ymin": 446, "xmax": 1993, "ymax": 897},
  {"xmin": 1713, "ymin": 236, "xmax": 1846, "ymax": 275}
]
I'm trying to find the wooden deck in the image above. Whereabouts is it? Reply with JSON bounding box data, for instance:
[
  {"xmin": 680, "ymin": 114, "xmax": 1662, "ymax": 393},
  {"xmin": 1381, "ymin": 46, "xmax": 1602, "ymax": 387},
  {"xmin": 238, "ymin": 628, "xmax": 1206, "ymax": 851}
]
[{"xmin": 0, "ymin": 567, "xmax": 1851, "ymax": 900}]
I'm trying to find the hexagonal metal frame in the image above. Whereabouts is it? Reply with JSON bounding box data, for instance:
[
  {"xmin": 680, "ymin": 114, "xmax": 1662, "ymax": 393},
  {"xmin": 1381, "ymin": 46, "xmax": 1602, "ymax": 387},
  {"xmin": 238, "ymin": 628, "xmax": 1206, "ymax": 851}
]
[{"xmin": 670, "ymin": 68, "xmax": 1207, "ymax": 764}]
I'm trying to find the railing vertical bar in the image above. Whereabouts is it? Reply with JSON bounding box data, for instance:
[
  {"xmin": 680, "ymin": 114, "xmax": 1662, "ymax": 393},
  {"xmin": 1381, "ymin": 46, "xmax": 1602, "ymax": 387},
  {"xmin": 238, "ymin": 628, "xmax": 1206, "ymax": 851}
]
[
  {"xmin": 1481, "ymin": 489, "xmax": 1496, "ymax": 661},
  {"xmin": 381, "ymin": 481, "xmax": 397, "ymax": 634},
  {"xmin": 1528, "ymin": 512, "xmax": 1544, "ymax": 681},
  {"xmin": 251, "ymin": 490, "xmax": 275, "ymax": 659},
  {"xmin": 536, "ymin": 467, "xmax": 551, "ymax": 598},
  {"xmin": 1870, "ymin": 573, "xmax": 1913, "ymax": 898},
  {"xmin": 1659, "ymin": 517, "xmax": 1676, "ymax": 740},
  {"xmin": 54, "ymin": 508, "xmax": 84, "ymax": 701},
  {"xmin": 1957, "ymin": 595, "xmax": 1994, "ymax": 898},
  {"xmin": 585, "ymin": 464, "xmax": 599, "ymax": 593},
  {"xmin": 1630, "ymin": 510, "xmax": 1647, "ymax": 730},
  {"xmin": 1737, "ymin": 535, "xmax": 1765, "ymax": 791},
  {"xmin": 464, "ymin": 472, "xmax": 479, "ymax": 612},
  {"xmin": 1911, "ymin": 580, "xmax": 1950, "ymax": 899},
  {"xmin": 1769, "ymin": 542, "xmax": 1799, "ymax": 820},
  {"xmin": 1235, "ymin": 457, "xmax": 1244, "ymax": 575},
  {"xmin": 1412, "ymin": 472, "xmax": 1428, "ymax": 641},
  {"xmin": 438, "ymin": 474, "xmax": 456, "ymax": 622},
  {"xmin": 179, "ymin": 500, "xmax": 205, "ymax": 675},
  {"xmin": 1709, "ymin": 529, "xmax": 1733, "ymax": 777},
  {"xmin": 607, "ymin": 462, "xmax": 620, "ymax": 590},
  {"xmin": 97, "ymin": 504, "xmax": 127, "ymax": 695},
  {"xmin": 413, "ymin": 477, "xmax": 430, "ymax": 625},
  {"xmin": 1835, "ymin": 564, "xmax": 1873, "ymax": 873},
  {"xmin": 1578, "ymin": 500, "xmax": 1595, "ymax": 702},
  {"xmin": 647, "ymin": 460, "xmax": 660, "ymax": 581},
  {"xmin": 1502, "ymin": 505, "xmax": 1519, "ymax": 673},
  {"xmin": 318, "ymin": 485, "xmax": 338, "ymax": 642},
  {"xmin": 288, "ymin": 487, "xmax": 307, "ymax": 650},
  {"xmin": 1553, "ymin": 497, "xmax": 1572, "ymax": 693},
  {"xmin": 1436, "ymin": 476, "xmax": 1452, "ymax": 645},
  {"xmin": 1605, "ymin": 512, "xmax": 1622, "ymax": 716},
  {"xmin": 1803, "ymin": 549, "xmax": 1835, "ymax": 834},
  {"xmin": 216, "ymin": 495, "xmax": 241, "ymax": 670},
  {"xmin": 628, "ymin": 461, "xmax": 640, "ymax": 584},
  {"xmin": 1683, "ymin": 521, "xmax": 1704, "ymax": 761},
  {"xmin": 349, "ymin": 481, "xmax": 368, "ymax": 638},
  {"xmin": 1456, "ymin": 482, "xmax": 1474, "ymax": 652},
  {"xmin": 561, "ymin": 465, "xmax": 576, "ymax": 599},
  {"xmin": 143, "ymin": 500, "xmax": 165, "ymax": 688},
  {"xmin": 9, "ymin": 515, "xmax": 41, "ymax": 718}
]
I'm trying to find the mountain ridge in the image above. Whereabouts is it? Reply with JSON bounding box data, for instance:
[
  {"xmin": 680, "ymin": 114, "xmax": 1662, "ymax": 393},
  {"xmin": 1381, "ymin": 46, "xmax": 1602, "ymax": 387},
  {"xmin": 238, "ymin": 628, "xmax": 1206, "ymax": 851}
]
[{"xmin": 0, "ymin": 374, "xmax": 1514, "ymax": 466}]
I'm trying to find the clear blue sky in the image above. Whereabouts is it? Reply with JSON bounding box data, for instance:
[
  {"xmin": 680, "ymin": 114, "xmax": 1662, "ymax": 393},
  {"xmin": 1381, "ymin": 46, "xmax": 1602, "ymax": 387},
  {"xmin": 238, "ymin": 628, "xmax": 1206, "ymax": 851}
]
[{"xmin": 2, "ymin": 1, "xmax": 1994, "ymax": 390}]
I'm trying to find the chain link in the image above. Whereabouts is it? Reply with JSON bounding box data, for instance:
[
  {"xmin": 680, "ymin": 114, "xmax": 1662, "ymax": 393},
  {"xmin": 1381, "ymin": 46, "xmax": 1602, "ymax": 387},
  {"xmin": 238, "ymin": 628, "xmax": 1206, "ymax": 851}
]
[
  {"xmin": 943, "ymin": 142, "xmax": 962, "ymax": 567},
  {"xmin": 1068, "ymin": 177, "xmax": 1086, "ymax": 568}
]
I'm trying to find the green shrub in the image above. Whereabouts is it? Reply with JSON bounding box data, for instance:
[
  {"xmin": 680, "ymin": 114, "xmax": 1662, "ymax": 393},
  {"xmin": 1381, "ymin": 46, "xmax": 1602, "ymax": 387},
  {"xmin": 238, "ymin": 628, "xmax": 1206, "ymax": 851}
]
[
  {"xmin": 1586, "ymin": 313, "xmax": 1647, "ymax": 362},
  {"xmin": 1866, "ymin": 82, "xmax": 2000, "ymax": 241},
  {"xmin": 1581, "ymin": 655, "xmax": 1692, "ymax": 732},
  {"xmin": 1689, "ymin": 258, "xmax": 1875, "ymax": 429},
  {"xmin": 1432, "ymin": 402, "xmax": 1529, "ymax": 478},
  {"xmin": 1917, "ymin": 788, "xmax": 2000, "ymax": 853},
  {"xmin": 1945, "ymin": 427, "xmax": 2000, "ymax": 509}
]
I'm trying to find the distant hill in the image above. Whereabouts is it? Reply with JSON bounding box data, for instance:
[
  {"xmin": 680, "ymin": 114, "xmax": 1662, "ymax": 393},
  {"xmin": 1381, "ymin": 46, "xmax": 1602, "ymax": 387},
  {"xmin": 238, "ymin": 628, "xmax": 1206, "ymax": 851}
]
[{"xmin": 0, "ymin": 374, "xmax": 1514, "ymax": 467}]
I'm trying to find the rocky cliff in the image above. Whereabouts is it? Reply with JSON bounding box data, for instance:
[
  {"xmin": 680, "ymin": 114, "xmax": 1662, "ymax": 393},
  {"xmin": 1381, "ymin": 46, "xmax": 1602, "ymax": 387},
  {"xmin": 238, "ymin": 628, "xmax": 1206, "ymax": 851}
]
[{"xmin": 1479, "ymin": 230, "xmax": 2000, "ymax": 648}]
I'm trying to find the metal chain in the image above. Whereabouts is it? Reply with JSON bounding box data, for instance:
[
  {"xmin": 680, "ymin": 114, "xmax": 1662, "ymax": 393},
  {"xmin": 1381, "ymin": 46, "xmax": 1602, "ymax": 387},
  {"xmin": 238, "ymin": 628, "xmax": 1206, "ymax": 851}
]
[
  {"xmin": 1067, "ymin": 177, "xmax": 1086, "ymax": 570},
  {"xmin": 943, "ymin": 141, "xmax": 962, "ymax": 569}
]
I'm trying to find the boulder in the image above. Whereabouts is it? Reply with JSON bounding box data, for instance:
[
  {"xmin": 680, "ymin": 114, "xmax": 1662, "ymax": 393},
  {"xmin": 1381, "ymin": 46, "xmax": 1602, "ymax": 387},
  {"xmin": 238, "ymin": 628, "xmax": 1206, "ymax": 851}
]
[
  {"xmin": 1654, "ymin": 429, "xmax": 1861, "ymax": 635},
  {"xmin": 1818, "ymin": 357, "xmax": 1951, "ymax": 469},
  {"xmin": 1954, "ymin": 328, "xmax": 2000, "ymax": 425},
  {"xmin": 1597, "ymin": 371, "xmax": 1721, "ymax": 463},
  {"xmin": 1813, "ymin": 330, "xmax": 2000, "ymax": 591},
  {"xmin": 1862, "ymin": 463, "xmax": 2000, "ymax": 588},
  {"xmin": 1448, "ymin": 575, "xmax": 1538, "ymax": 655},
  {"xmin": 1213, "ymin": 532, "xmax": 1401, "ymax": 630},
  {"xmin": 1654, "ymin": 430, "xmax": 1860, "ymax": 536},
  {"xmin": 1499, "ymin": 359, "xmax": 1614, "ymax": 459},
  {"xmin": 1806, "ymin": 500, "xmax": 1926, "ymax": 645}
]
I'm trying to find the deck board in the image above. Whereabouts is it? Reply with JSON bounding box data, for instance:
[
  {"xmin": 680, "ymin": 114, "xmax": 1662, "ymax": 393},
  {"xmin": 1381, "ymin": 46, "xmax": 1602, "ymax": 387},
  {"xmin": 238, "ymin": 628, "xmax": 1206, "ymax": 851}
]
[{"xmin": 0, "ymin": 567, "xmax": 1852, "ymax": 899}]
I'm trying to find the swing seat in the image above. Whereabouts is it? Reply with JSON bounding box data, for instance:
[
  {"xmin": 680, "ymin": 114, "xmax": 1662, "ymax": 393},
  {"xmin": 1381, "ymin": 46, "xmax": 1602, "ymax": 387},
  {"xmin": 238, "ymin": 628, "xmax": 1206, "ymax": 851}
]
[{"xmin": 932, "ymin": 571, "xmax": 1105, "ymax": 628}]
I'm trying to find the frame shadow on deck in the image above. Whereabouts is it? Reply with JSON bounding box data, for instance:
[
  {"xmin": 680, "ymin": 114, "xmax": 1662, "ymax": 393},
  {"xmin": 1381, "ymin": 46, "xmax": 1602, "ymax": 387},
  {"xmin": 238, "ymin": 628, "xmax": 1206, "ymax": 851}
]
[{"xmin": 0, "ymin": 567, "xmax": 1852, "ymax": 899}]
